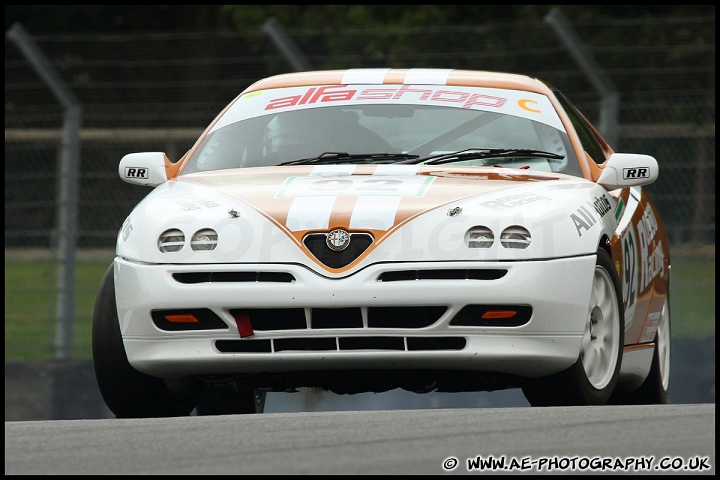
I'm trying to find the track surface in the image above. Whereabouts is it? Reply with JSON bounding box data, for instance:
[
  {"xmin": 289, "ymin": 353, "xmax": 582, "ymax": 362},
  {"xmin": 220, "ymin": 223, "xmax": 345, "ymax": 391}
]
[{"xmin": 5, "ymin": 404, "xmax": 715, "ymax": 475}]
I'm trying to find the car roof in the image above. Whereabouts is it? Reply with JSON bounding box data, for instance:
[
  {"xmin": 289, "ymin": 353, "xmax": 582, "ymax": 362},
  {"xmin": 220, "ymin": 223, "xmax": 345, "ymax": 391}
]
[{"xmin": 242, "ymin": 68, "xmax": 555, "ymax": 96}]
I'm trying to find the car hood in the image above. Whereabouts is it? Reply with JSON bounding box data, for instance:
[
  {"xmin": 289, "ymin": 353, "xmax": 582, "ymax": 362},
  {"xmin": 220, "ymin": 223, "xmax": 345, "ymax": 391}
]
[
  {"xmin": 119, "ymin": 164, "xmax": 614, "ymax": 271},
  {"xmin": 178, "ymin": 164, "xmax": 569, "ymax": 235}
]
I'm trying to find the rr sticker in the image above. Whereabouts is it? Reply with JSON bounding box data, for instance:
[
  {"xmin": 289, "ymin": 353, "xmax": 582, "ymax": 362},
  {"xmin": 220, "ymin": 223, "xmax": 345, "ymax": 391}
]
[
  {"xmin": 124, "ymin": 167, "xmax": 149, "ymax": 179},
  {"xmin": 623, "ymin": 167, "xmax": 650, "ymax": 180}
]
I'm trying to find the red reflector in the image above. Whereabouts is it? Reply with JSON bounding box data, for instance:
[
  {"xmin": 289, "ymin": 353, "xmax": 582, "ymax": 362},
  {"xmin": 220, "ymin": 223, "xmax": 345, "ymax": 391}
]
[
  {"xmin": 233, "ymin": 312, "xmax": 254, "ymax": 338},
  {"xmin": 165, "ymin": 314, "xmax": 199, "ymax": 323},
  {"xmin": 481, "ymin": 310, "xmax": 517, "ymax": 319}
]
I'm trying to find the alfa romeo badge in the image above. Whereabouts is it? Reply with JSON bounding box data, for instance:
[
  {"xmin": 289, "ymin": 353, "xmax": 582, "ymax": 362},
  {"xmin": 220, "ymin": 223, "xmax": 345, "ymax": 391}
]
[{"xmin": 326, "ymin": 228, "xmax": 351, "ymax": 251}]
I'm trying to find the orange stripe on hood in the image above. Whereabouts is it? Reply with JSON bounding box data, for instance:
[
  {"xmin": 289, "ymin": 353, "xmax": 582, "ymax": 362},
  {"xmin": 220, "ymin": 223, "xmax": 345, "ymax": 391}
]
[{"xmin": 181, "ymin": 165, "xmax": 561, "ymax": 247}]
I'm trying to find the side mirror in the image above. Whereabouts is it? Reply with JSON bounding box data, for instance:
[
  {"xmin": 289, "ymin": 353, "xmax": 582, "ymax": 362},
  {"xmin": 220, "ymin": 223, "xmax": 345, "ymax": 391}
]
[
  {"xmin": 118, "ymin": 152, "xmax": 170, "ymax": 186},
  {"xmin": 596, "ymin": 153, "xmax": 658, "ymax": 190}
]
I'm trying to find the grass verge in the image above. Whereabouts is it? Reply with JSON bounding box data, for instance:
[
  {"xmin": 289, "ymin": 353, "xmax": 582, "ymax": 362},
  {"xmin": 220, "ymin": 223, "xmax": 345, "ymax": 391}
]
[{"xmin": 4, "ymin": 246, "xmax": 715, "ymax": 362}]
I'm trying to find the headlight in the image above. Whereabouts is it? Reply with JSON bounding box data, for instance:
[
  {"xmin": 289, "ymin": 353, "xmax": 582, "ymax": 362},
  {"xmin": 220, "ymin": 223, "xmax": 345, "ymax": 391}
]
[
  {"xmin": 465, "ymin": 226, "xmax": 494, "ymax": 248},
  {"xmin": 191, "ymin": 228, "xmax": 218, "ymax": 251},
  {"xmin": 500, "ymin": 226, "xmax": 531, "ymax": 249},
  {"xmin": 158, "ymin": 229, "xmax": 185, "ymax": 253}
]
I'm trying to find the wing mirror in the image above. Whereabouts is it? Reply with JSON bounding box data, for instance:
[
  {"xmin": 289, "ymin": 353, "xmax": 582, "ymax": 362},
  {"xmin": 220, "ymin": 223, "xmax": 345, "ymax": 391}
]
[
  {"xmin": 596, "ymin": 153, "xmax": 658, "ymax": 190},
  {"xmin": 118, "ymin": 152, "xmax": 170, "ymax": 186}
]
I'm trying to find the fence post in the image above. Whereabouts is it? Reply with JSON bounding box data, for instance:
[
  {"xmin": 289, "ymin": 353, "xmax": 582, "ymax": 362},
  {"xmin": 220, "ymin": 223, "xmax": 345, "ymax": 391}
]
[
  {"xmin": 8, "ymin": 23, "xmax": 82, "ymax": 360},
  {"xmin": 544, "ymin": 8, "xmax": 620, "ymax": 149},
  {"xmin": 262, "ymin": 17, "xmax": 314, "ymax": 71},
  {"xmin": 692, "ymin": 134, "xmax": 713, "ymax": 243}
]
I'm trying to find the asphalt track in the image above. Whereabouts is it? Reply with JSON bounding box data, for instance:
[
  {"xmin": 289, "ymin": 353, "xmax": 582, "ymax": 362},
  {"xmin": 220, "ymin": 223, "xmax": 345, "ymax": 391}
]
[{"xmin": 5, "ymin": 403, "xmax": 715, "ymax": 475}]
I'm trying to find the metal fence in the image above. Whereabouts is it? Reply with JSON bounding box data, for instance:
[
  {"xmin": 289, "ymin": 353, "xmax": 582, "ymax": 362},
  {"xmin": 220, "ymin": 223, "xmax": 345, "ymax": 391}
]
[
  {"xmin": 5, "ymin": 14, "xmax": 715, "ymax": 250},
  {"xmin": 4, "ymin": 13, "xmax": 715, "ymax": 359}
]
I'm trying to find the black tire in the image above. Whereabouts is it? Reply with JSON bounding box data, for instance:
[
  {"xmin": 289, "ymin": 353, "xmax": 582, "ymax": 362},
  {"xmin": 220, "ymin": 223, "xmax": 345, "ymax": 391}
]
[
  {"xmin": 522, "ymin": 249, "xmax": 624, "ymax": 406},
  {"xmin": 609, "ymin": 296, "xmax": 670, "ymax": 405},
  {"xmin": 92, "ymin": 264, "xmax": 202, "ymax": 418},
  {"xmin": 195, "ymin": 382, "xmax": 267, "ymax": 416}
]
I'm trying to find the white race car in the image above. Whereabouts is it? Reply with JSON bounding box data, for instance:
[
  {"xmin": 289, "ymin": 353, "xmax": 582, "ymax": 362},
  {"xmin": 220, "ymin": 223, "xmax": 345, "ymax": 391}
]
[{"xmin": 93, "ymin": 68, "xmax": 671, "ymax": 417}]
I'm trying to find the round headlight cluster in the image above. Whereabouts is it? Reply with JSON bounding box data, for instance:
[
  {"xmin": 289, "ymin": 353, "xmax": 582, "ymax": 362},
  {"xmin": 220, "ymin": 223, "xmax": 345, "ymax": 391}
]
[
  {"xmin": 500, "ymin": 226, "xmax": 531, "ymax": 249},
  {"xmin": 465, "ymin": 225, "xmax": 531, "ymax": 249},
  {"xmin": 191, "ymin": 229, "xmax": 219, "ymax": 251},
  {"xmin": 465, "ymin": 226, "xmax": 494, "ymax": 248},
  {"xmin": 158, "ymin": 229, "xmax": 185, "ymax": 253},
  {"xmin": 158, "ymin": 228, "xmax": 218, "ymax": 253}
]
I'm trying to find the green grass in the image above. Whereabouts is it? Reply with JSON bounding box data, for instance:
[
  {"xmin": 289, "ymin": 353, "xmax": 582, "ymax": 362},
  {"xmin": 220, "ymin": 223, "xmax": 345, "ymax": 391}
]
[
  {"xmin": 4, "ymin": 248, "xmax": 715, "ymax": 362},
  {"xmin": 670, "ymin": 258, "xmax": 716, "ymax": 338},
  {"xmin": 5, "ymin": 251, "xmax": 114, "ymax": 362}
]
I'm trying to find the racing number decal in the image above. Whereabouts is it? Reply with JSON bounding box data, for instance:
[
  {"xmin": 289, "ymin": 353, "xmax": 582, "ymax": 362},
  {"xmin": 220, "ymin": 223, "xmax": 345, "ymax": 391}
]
[
  {"xmin": 355, "ymin": 178, "xmax": 405, "ymax": 192},
  {"xmin": 306, "ymin": 178, "xmax": 353, "ymax": 192},
  {"xmin": 280, "ymin": 175, "xmax": 435, "ymax": 231},
  {"xmin": 621, "ymin": 226, "xmax": 638, "ymax": 325},
  {"xmin": 308, "ymin": 178, "xmax": 404, "ymax": 193},
  {"xmin": 277, "ymin": 175, "xmax": 435, "ymax": 198}
]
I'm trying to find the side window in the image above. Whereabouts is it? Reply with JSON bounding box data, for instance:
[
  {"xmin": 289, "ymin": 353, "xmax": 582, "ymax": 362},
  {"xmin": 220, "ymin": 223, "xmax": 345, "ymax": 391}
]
[{"xmin": 553, "ymin": 91, "xmax": 606, "ymax": 165}]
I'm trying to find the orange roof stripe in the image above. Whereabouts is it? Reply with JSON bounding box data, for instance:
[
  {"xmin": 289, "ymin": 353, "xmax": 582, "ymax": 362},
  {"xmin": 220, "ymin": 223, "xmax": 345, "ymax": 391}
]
[{"xmin": 242, "ymin": 68, "xmax": 552, "ymax": 95}]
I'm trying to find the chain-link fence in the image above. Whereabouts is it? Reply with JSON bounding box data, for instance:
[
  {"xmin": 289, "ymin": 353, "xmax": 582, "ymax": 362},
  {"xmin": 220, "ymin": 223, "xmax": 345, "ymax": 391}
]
[
  {"xmin": 5, "ymin": 14, "xmax": 715, "ymax": 360},
  {"xmin": 6, "ymin": 15, "xmax": 715, "ymax": 249}
]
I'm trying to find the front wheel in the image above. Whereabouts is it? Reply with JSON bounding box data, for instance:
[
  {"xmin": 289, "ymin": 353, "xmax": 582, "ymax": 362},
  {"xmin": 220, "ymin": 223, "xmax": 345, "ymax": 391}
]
[
  {"xmin": 609, "ymin": 295, "xmax": 670, "ymax": 404},
  {"xmin": 92, "ymin": 264, "xmax": 202, "ymax": 418},
  {"xmin": 523, "ymin": 249, "xmax": 624, "ymax": 406}
]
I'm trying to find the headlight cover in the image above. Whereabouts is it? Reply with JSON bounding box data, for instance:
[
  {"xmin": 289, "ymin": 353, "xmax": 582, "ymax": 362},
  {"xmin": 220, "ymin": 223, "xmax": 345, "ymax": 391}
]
[
  {"xmin": 191, "ymin": 228, "xmax": 218, "ymax": 251},
  {"xmin": 500, "ymin": 226, "xmax": 531, "ymax": 249},
  {"xmin": 465, "ymin": 226, "xmax": 494, "ymax": 248},
  {"xmin": 158, "ymin": 228, "xmax": 185, "ymax": 253}
]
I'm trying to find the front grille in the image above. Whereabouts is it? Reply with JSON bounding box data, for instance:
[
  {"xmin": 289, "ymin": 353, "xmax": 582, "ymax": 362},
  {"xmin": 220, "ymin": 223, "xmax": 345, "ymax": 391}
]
[
  {"xmin": 303, "ymin": 232, "xmax": 374, "ymax": 269},
  {"xmin": 368, "ymin": 306, "xmax": 446, "ymax": 328},
  {"xmin": 215, "ymin": 336, "xmax": 466, "ymax": 353},
  {"xmin": 229, "ymin": 306, "xmax": 447, "ymax": 331},
  {"xmin": 173, "ymin": 271, "xmax": 295, "ymax": 284},
  {"xmin": 378, "ymin": 269, "xmax": 507, "ymax": 281}
]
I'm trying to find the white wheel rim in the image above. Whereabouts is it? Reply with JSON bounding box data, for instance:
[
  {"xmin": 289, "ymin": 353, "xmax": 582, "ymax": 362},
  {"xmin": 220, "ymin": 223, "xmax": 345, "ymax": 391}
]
[
  {"xmin": 657, "ymin": 297, "xmax": 671, "ymax": 391},
  {"xmin": 580, "ymin": 265, "xmax": 621, "ymax": 390}
]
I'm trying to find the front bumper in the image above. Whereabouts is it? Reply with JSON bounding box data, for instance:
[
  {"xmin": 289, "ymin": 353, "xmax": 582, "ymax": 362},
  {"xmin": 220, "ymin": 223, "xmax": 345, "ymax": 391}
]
[{"xmin": 114, "ymin": 254, "xmax": 596, "ymax": 380}]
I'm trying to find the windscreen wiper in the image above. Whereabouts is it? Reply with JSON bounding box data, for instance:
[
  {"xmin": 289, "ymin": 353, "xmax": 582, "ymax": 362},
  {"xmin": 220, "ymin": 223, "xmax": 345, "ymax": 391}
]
[
  {"xmin": 399, "ymin": 148, "xmax": 565, "ymax": 165},
  {"xmin": 278, "ymin": 152, "xmax": 420, "ymax": 166}
]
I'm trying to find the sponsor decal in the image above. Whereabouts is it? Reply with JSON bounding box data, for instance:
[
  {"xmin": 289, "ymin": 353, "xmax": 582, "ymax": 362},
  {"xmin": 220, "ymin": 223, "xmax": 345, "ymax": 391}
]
[
  {"xmin": 614, "ymin": 197, "xmax": 625, "ymax": 221},
  {"xmin": 623, "ymin": 167, "xmax": 651, "ymax": 180},
  {"xmin": 518, "ymin": 99, "xmax": 541, "ymax": 113},
  {"xmin": 620, "ymin": 202, "xmax": 664, "ymax": 327},
  {"xmin": 570, "ymin": 194, "xmax": 612, "ymax": 236},
  {"xmin": 121, "ymin": 221, "xmax": 133, "ymax": 242},
  {"xmin": 124, "ymin": 167, "xmax": 149, "ymax": 179},
  {"xmin": 265, "ymin": 85, "xmax": 508, "ymax": 111},
  {"xmin": 480, "ymin": 192, "xmax": 550, "ymax": 211},
  {"xmin": 640, "ymin": 311, "xmax": 661, "ymax": 343},
  {"xmin": 166, "ymin": 194, "xmax": 220, "ymax": 211},
  {"xmin": 210, "ymin": 84, "xmax": 566, "ymax": 133},
  {"xmin": 637, "ymin": 203, "xmax": 663, "ymax": 291},
  {"xmin": 592, "ymin": 195, "xmax": 612, "ymax": 216}
]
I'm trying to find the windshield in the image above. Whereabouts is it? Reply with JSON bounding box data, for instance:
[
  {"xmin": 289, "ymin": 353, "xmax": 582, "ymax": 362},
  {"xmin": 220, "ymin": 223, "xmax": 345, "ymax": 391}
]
[{"xmin": 181, "ymin": 85, "xmax": 581, "ymax": 176}]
